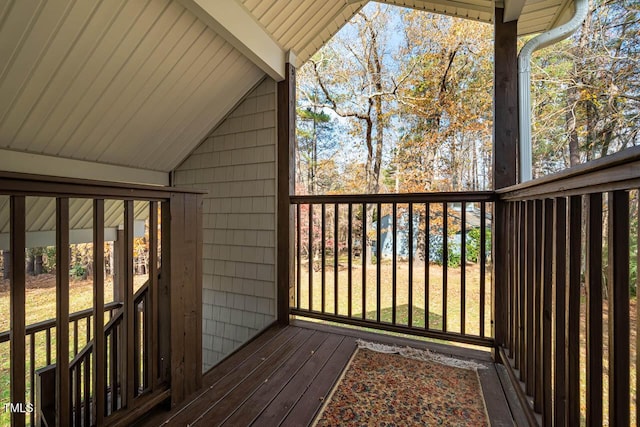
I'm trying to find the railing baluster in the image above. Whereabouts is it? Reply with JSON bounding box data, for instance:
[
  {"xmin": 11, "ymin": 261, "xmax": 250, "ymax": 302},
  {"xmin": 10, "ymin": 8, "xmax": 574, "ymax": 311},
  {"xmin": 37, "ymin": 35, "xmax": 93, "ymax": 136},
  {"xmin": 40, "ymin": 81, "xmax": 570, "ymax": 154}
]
[
  {"xmin": 86, "ymin": 317, "xmax": 91, "ymax": 347},
  {"xmin": 637, "ymin": 191, "xmax": 640, "ymax": 426},
  {"xmin": 442, "ymin": 202, "xmax": 448, "ymax": 332},
  {"xmin": 10, "ymin": 195, "xmax": 26, "ymax": 427},
  {"xmin": 480, "ymin": 202, "xmax": 485, "ymax": 338},
  {"xmin": 362, "ymin": 203, "xmax": 367, "ymax": 320},
  {"xmin": 542, "ymin": 199, "xmax": 553, "ymax": 425},
  {"xmin": 75, "ymin": 361, "xmax": 81, "ymax": 427},
  {"xmin": 553, "ymin": 197, "xmax": 567, "ymax": 426},
  {"xmin": 425, "ymin": 203, "xmax": 431, "ymax": 330},
  {"xmin": 46, "ymin": 328, "xmax": 51, "ymax": 365},
  {"xmin": 509, "ymin": 202, "xmax": 520, "ymax": 356},
  {"xmin": 392, "ymin": 202, "xmax": 397, "ymax": 325},
  {"xmin": 321, "ymin": 204, "xmax": 326, "ymax": 313},
  {"xmin": 57, "ymin": 197, "xmax": 71, "ymax": 426},
  {"xmin": 608, "ymin": 190, "xmax": 630, "ymax": 426},
  {"xmin": 408, "ymin": 203, "xmax": 413, "ymax": 327},
  {"xmin": 524, "ymin": 200, "xmax": 534, "ymax": 389},
  {"xmin": 533, "ymin": 199, "xmax": 543, "ymax": 412},
  {"xmin": 461, "ymin": 202, "xmax": 466, "ymax": 335},
  {"xmin": 111, "ymin": 325, "xmax": 118, "ymax": 413},
  {"xmin": 334, "ymin": 204, "xmax": 339, "ymax": 315},
  {"xmin": 518, "ymin": 201, "xmax": 525, "ymax": 367},
  {"xmin": 586, "ymin": 193, "xmax": 603, "ymax": 425},
  {"xmin": 124, "ymin": 200, "xmax": 135, "ymax": 407},
  {"xmin": 74, "ymin": 320, "xmax": 79, "ymax": 356},
  {"xmin": 84, "ymin": 354, "xmax": 91, "ymax": 426},
  {"xmin": 567, "ymin": 195, "xmax": 582, "ymax": 425},
  {"xmin": 376, "ymin": 203, "xmax": 381, "ymax": 323},
  {"xmin": 296, "ymin": 204, "xmax": 301, "ymax": 311},
  {"xmin": 309, "ymin": 204, "xmax": 313, "ymax": 311},
  {"xmin": 149, "ymin": 200, "xmax": 158, "ymax": 391},
  {"xmin": 511, "ymin": 202, "xmax": 517, "ymax": 356},
  {"xmin": 30, "ymin": 332, "xmax": 35, "ymax": 427},
  {"xmin": 348, "ymin": 203, "xmax": 353, "ymax": 318}
]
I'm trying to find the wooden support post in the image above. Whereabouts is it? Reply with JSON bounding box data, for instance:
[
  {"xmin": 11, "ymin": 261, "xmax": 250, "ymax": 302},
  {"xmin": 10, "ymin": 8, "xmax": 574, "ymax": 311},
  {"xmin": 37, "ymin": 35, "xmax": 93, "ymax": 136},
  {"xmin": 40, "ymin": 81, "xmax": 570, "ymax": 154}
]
[
  {"xmin": 492, "ymin": 8, "xmax": 518, "ymax": 351},
  {"xmin": 56, "ymin": 197, "xmax": 70, "ymax": 427},
  {"xmin": 93, "ymin": 199, "xmax": 106, "ymax": 425},
  {"xmin": 159, "ymin": 201, "xmax": 171, "ymax": 386},
  {"xmin": 277, "ymin": 63, "xmax": 296, "ymax": 325},
  {"xmin": 10, "ymin": 196, "xmax": 26, "ymax": 427},
  {"xmin": 163, "ymin": 193, "xmax": 203, "ymax": 407}
]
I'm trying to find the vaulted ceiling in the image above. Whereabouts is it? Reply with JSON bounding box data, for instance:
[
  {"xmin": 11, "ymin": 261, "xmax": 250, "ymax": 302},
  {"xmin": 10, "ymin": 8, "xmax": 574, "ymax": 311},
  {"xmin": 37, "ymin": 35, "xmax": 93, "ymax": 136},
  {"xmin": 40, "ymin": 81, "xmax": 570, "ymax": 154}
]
[{"xmin": 0, "ymin": 0, "xmax": 574, "ymax": 185}]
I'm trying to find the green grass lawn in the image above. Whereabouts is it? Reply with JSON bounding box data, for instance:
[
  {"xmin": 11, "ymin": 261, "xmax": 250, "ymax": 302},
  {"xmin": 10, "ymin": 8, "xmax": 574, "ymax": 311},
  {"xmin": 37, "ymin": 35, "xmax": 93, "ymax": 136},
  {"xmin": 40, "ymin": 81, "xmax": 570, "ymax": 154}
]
[{"xmin": 296, "ymin": 260, "xmax": 493, "ymax": 337}]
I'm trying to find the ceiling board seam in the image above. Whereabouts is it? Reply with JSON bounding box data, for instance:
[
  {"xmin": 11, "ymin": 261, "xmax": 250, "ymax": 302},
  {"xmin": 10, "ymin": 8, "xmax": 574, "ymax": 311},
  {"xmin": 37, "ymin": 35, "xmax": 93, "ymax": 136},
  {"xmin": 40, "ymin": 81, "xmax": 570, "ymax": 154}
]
[
  {"xmin": 50, "ymin": 0, "xmax": 168, "ymax": 157},
  {"xmin": 0, "ymin": 0, "xmax": 75, "ymax": 127},
  {"xmin": 126, "ymin": 39, "xmax": 237, "ymax": 168},
  {"xmin": 83, "ymin": 1, "xmax": 189, "ymax": 160},
  {"xmin": 144, "ymin": 50, "xmax": 250, "ymax": 168},
  {"xmin": 7, "ymin": 0, "xmax": 105, "ymax": 148},
  {"xmin": 0, "ymin": 0, "xmax": 45, "ymax": 91},
  {"xmin": 25, "ymin": 0, "xmax": 130, "ymax": 153},
  {"xmin": 38, "ymin": 0, "xmax": 157, "ymax": 155},
  {"xmin": 87, "ymin": 12, "xmax": 205, "ymax": 162}
]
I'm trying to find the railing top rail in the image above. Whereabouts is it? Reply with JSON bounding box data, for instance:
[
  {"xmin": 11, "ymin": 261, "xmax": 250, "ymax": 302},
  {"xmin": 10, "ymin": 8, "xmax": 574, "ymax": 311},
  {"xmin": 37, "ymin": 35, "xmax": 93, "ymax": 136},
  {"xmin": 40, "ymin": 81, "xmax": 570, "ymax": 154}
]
[
  {"xmin": 290, "ymin": 191, "xmax": 495, "ymax": 204},
  {"xmin": 0, "ymin": 301, "xmax": 122, "ymax": 343},
  {"xmin": 498, "ymin": 145, "xmax": 640, "ymax": 200},
  {"xmin": 0, "ymin": 171, "xmax": 206, "ymax": 200}
]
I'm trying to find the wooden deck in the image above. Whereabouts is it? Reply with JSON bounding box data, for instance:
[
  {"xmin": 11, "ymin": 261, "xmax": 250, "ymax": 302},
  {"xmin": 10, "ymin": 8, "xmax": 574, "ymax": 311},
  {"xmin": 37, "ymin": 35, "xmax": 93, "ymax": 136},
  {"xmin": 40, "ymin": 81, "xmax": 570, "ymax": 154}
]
[{"xmin": 139, "ymin": 320, "xmax": 519, "ymax": 426}]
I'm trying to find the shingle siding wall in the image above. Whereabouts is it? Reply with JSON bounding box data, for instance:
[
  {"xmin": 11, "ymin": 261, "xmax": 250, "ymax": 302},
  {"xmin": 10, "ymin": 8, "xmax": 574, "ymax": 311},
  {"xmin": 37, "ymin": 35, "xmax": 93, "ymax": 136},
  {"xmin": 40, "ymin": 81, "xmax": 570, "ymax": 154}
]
[{"xmin": 173, "ymin": 78, "xmax": 277, "ymax": 371}]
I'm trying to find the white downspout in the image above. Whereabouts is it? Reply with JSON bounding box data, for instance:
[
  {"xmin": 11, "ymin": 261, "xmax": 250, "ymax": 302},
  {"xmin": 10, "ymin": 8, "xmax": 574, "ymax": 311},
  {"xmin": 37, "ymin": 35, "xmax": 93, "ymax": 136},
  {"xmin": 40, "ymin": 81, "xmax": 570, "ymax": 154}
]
[{"xmin": 517, "ymin": 0, "xmax": 589, "ymax": 182}]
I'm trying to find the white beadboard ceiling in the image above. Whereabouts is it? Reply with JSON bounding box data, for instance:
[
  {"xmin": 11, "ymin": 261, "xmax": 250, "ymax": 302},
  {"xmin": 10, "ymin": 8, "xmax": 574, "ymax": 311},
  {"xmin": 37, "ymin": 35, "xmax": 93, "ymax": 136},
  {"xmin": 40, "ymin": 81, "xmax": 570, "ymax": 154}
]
[
  {"xmin": 0, "ymin": 0, "xmax": 573, "ymax": 182},
  {"xmin": 0, "ymin": 0, "xmax": 263, "ymax": 174}
]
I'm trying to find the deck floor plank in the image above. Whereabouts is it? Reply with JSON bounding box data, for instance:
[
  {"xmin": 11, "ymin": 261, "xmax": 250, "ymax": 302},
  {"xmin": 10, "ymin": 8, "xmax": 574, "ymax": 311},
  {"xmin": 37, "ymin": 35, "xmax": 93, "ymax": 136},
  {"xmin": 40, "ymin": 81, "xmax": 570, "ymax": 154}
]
[
  {"xmin": 219, "ymin": 331, "xmax": 330, "ymax": 426},
  {"xmin": 190, "ymin": 328, "xmax": 315, "ymax": 425},
  {"xmin": 279, "ymin": 337, "xmax": 357, "ymax": 427},
  {"xmin": 251, "ymin": 333, "xmax": 346, "ymax": 426},
  {"xmin": 141, "ymin": 322, "xmax": 517, "ymax": 426},
  {"xmin": 157, "ymin": 326, "xmax": 303, "ymax": 425}
]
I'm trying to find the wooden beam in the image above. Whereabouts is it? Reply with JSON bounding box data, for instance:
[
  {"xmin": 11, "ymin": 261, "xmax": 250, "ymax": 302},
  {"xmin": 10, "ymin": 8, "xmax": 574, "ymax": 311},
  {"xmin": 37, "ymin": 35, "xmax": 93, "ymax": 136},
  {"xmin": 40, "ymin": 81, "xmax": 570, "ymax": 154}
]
[
  {"xmin": 9, "ymin": 196, "xmax": 26, "ymax": 427},
  {"xmin": 503, "ymin": 0, "xmax": 526, "ymax": 22},
  {"xmin": 177, "ymin": 0, "xmax": 286, "ymax": 80},
  {"xmin": 0, "ymin": 149, "xmax": 169, "ymax": 186},
  {"xmin": 277, "ymin": 64, "xmax": 296, "ymax": 325}
]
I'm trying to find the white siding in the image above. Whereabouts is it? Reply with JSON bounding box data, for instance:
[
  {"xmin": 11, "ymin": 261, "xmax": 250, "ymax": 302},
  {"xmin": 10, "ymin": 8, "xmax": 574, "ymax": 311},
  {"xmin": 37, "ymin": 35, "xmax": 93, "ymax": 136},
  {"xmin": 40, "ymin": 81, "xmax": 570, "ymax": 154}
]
[{"xmin": 173, "ymin": 78, "xmax": 277, "ymax": 370}]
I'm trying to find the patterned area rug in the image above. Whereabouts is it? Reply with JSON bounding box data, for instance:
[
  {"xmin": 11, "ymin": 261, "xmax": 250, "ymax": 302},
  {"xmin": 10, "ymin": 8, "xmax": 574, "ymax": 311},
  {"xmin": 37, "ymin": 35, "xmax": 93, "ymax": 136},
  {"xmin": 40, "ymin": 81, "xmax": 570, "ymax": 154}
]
[{"xmin": 314, "ymin": 341, "xmax": 489, "ymax": 426}]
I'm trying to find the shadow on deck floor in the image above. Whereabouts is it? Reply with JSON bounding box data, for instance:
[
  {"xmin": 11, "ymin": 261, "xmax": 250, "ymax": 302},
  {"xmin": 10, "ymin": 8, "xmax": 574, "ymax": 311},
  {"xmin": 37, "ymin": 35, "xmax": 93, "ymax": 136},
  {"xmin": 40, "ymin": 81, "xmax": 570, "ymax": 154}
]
[{"xmin": 139, "ymin": 320, "xmax": 519, "ymax": 426}]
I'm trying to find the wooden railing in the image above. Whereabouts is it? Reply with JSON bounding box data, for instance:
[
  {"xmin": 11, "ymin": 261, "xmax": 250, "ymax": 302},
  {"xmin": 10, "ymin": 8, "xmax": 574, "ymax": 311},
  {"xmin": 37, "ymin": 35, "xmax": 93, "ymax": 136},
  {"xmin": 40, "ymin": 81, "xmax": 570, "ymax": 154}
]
[
  {"xmin": 290, "ymin": 192, "xmax": 495, "ymax": 347},
  {"xmin": 496, "ymin": 145, "xmax": 640, "ymax": 426},
  {"xmin": 0, "ymin": 302, "xmax": 121, "ymax": 426},
  {"xmin": 1, "ymin": 171, "xmax": 203, "ymax": 427}
]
